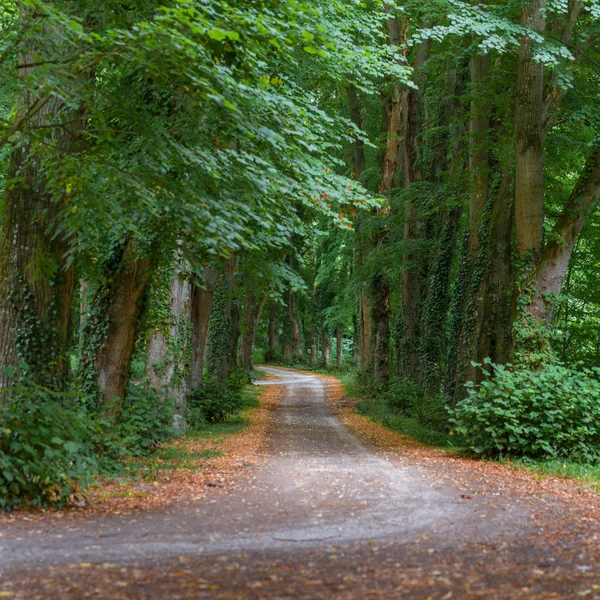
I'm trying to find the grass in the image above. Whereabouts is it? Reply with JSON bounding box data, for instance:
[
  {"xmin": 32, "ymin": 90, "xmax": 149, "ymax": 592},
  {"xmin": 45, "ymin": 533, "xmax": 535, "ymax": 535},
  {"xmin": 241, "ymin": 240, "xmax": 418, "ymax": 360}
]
[
  {"xmin": 507, "ymin": 459, "xmax": 600, "ymax": 491},
  {"xmin": 354, "ymin": 396, "xmax": 463, "ymax": 450},
  {"xmin": 109, "ymin": 383, "xmax": 262, "ymax": 483}
]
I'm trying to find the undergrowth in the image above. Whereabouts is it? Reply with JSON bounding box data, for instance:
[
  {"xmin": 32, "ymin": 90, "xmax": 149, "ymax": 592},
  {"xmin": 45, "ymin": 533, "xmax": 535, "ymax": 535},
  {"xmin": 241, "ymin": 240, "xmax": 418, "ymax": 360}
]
[{"xmin": 1, "ymin": 371, "xmax": 262, "ymax": 510}]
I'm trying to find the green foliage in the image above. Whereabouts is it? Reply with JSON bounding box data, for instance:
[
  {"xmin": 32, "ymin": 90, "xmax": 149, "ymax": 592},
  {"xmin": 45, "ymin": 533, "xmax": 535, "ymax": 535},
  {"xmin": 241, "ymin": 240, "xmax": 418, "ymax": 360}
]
[
  {"xmin": 377, "ymin": 378, "xmax": 452, "ymax": 433},
  {"xmin": 187, "ymin": 370, "xmax": 249, "ymax": 426},
  {"xmin": 117, "ymin": 383, "xmax": 178, "ymax": 456},
  {"xmin": 356, "ymin": 397, "xmax": 457, "ymax": 450},
  {"xmin": 451, "ymin": 361, "xmax": 600, "ymax": 462},
  {"xmin": 0, "ymin": 384, "xmax": 100, "ymax": 509}
]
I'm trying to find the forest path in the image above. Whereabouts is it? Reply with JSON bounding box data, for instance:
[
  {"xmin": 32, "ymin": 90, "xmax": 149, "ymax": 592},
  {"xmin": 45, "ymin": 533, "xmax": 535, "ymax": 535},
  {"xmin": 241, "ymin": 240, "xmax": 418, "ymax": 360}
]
[{"xmin": 1, "ymin": 367, "xmax": 600, "ymax": 598}]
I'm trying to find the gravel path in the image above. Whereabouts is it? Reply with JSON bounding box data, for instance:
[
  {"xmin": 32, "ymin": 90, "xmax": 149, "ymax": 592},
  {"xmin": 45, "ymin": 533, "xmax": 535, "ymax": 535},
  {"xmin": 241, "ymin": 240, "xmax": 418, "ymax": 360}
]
[{"xmin": 1, "ymin": 367, "xmax": 599, "ymax": 598}]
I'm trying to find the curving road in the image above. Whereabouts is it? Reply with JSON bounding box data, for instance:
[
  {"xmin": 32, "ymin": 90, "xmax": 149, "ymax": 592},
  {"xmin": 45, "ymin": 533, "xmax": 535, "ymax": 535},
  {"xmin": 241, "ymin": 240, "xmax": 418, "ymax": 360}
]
[{"xmin": 1, "ymin": 367, "xmax": 599, "ymax": 598}]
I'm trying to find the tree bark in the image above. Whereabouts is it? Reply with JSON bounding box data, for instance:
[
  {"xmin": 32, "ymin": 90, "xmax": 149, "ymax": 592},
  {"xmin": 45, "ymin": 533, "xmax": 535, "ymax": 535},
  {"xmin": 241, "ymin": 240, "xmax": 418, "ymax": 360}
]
[
  {"xmin": 288, "ymin": 290, "xmax": 302, "ymax": 360},
  {"xmin": 347, "ymin": 82, "xmax": 373, "ymax": 373},
  {"xmin": 346, "ymin": 84, "xmax": 366, "ymax": 180},
  {"xmin": 399, "ymin": 36, "xmax": 427, "ymax": 380},
  {"xmin": 207, "ymin": 261, "xmax": 237, "ymax": 382},
  {"xmin": 145, "ymin": 267, "xmax": 193, "ymax": 422},
  {"xmin": 189, "ymin": 267, "xmax": 216, "ymax": 390},
  {"xmin": 469, "ymin": 53, "xmax": 491, "ymax": 260},
  {"xmin": 321, "ymin": 328, "xmax": 331, "ymax": 368},
  {"xmin": 238, "ymin": 279, "xmax": 266, "ymax": 376},
  {"xmin": 92, "ymin": 239, "xmax": 154, "ymax": 418},
  {"xmin": 372, "ymin": 273, "xmax": 390, "ymax": 383},
  {"xmin": 515, "ymin": 0, "xmax": 546, "ymax": 262},
  {"xmin": 0, "ymin": 42, "xmax": 80, "ymax": 394},
  {"xmin": 370, "ymin": 15, "xmax": 405, "ymax": 384},
  {"xmin": 359, "ymin": 290, "xmax": 373, "ymax": 372},
  {"xmin": 266, "ymin": 301, "xmax": 280, "ymax": 362},
  {"xmin": 336, "ymin": 326, "xmax": 343, "ymax": 370}
]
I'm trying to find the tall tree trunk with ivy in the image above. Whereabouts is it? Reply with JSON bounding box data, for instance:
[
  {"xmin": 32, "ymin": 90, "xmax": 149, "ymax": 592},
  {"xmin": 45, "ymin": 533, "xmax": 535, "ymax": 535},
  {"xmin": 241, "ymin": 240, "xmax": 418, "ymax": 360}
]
[
  {"xmin": 371, "ymin": 16, "xmax": 405, "ymax": 384},
  {"xmin": 288, "ymin": 289, "xmax": 302, "ymax": 360},
  {"xmin": 347, "ymin": 83, "xmax": 373, "ymax": 373},
  {"xmin": 80, "ymin": 239, "xmax": 154, "ymax": 418},
  {"xmin": 265, "ymin": 301, "xmax": 280, "ymax": 362},
  {"xmin": 515, "ymin": 0, "xmax": 546, "ymax": 264},
  {"xmin": 322, "ymin": 327, "xmax": 331, "ymax": 368},
  {"xmin": 207, "ymin": 261, "xmax": 236, "ymax": 383},
  {"xmin": 189, "ymin": 267, "xmax": 216, "ymax": 390},
  {"xmin": 445, "ymin": 53, "xmax": 493, "ymax": 397},
  {"xmin": 238, "ymin": 278, "xmax": 266, "ymax": 376},
  {"xmin": 336, "ymin": 326, "xmax": 343, "ymax": 369},
  {"xmin": 145, "ymin": 264, "xmax": 193, "ymax": 420},
  {"xmin": 418, "ymin": 59, "xmax": 466, "ymax": 395},
  {"xmin": 398, "ymin": 35, "xmax": 428, "ymax": 381},
  {"xmin": 0, "ymin": 25, "xmax": 80, "ymax": 395}
]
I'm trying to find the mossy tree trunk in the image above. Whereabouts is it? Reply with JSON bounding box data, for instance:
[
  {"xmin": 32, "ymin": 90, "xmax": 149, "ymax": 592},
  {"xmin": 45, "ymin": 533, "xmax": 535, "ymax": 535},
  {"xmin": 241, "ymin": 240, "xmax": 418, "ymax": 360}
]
[
  {"xmin": 399, "ymin": 35, "xmax": 428, "ymax": 381},
  {"xmin": 336, "ymin": 326, "xmax": 343, "ymax": 370},
  {"xmin": 189, "ymin": 266, "xmax": 216, "ymax": 389},
  {"xmin": 207, "ymin": 260, "xmax": 237, "ymax": 382},
  {"xmin": 238, "ymin": 276, "xmax": 267, "ymax": 376},
  {"xmin": 0, "ymin": 35, "xmax": 81, "ymax": 395},
  {"xmin": 265, "ymin": 301, "xmax": 279, "ymax": 362},
  {"xmin": 145, "ymin": 263, "xmax": 193, "ymax": 420},
  {"xmin": 82, "ymin": 239, "xmax": 154, "ymax": 418},
  {"xmin": 515, "ymin": 0, "xmax": 546, "ymax": 263}
]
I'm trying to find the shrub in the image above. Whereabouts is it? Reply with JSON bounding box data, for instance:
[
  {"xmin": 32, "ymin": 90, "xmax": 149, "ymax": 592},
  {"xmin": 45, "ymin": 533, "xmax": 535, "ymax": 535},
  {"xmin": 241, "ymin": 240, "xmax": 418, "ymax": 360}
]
[
  {"xmin": 117, "ymin": 382, "xmax": 179, "ymax": 456},
  {"xmin": 380, "ymin": 379, "xmax": 422, "ymax": 410},
  {"xmin": 450, "ymin": 361, "xmax": 600, "ymax": 462},
  {"xmin": 0, "ymin": 385, "xmax": 100, "ymax": 509},
  {"xmin": 187, "ymin": 371, "xmax": 247, "ymax": 426},
  {"xmin": 375, "ymin": 378, "xmax": 451, "ymax": 432}
]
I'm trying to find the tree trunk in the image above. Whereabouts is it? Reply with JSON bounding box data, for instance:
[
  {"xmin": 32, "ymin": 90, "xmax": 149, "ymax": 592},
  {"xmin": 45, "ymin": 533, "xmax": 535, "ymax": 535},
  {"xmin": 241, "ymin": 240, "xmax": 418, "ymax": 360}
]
[
  {"xmin": 266, "ymin": 301, "xmax": 279, "ymax": 362},
  {"xmin": 399, "ymin": 44, "xmax": 426, "ymax": 380},
  {"xmin": 515, "ymin": 0, "xmax": 546, "ymax": 262},
  {"xmin": 530, "ymin": 142, "xmax": 600, "ymax": 323},
  {"xmin": 346, "ymin": 84, "xmax": 366, "ymax": 181},
  {"xmin": 453, "ymin": 165, "xmax": 515, "ymax": 400},
  {"xmin": 419, "ymin": 64, "xmax": 467, "ymax": 395},
  {"xmin": 336, "ymin": 326, "xmax": 343, "ymax": 370},
  {"xmin": 322, "ymin": 328, "xmax": 331, "ymax": 368},
  {"xmin": 238, "ymin": 279, "xmax": 266, "ymax": 376},
  {"xmin": 189, "ymin": 267, "xmax": 216, "ymax": 390},
  {"xmin": 145, "ymin": 267, "xmax": 193, "ymax": 422},
  {"xmin": 352, "ymin": 313, "xmax": 360, "ymax": 365},
  {"xmin": 0, "ymin": 42, "xmax": 81, "ymax": 394},
  {"xmin": 372, "ymin": 273, "xmax": 390, "ymax": 383},
  {"xmin": 469, "ymin": 53, "xmax": 491, "ymax": 260},
  {"xmin": 359, "ymin": 289, "xmax": 373, "ymax": 373},
  {"xmin": 311, "ymin": 337, "xmax": 318, "ymax": 366},
  {"xmin": 207, "ymin": 261, "xmax": 237, "ymax": 382},
  {"xmin": 288, "ymin": 290, "xmax": 302, "ymax": 360},
  {"xmin": 91, "ymin": 239, "xmax": 154, "ymax": 418},
  {"xmin": 370, "ymin": 15, "xmax": 405, "ymax": 384},
  {"xmin": 347, "ymin": 82, "xmax": 372, "ymax": 374},
  {"xmin": 79, "ymin": 279, "xmax": 90, "ymax": 348}
]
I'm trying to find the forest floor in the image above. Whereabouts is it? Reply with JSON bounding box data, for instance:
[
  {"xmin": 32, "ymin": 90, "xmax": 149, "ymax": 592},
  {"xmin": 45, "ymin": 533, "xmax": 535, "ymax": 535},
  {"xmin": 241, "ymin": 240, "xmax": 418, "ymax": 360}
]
[{"xmin": 2, "ymin": 367, "xmax": 600, "ymax": 599}]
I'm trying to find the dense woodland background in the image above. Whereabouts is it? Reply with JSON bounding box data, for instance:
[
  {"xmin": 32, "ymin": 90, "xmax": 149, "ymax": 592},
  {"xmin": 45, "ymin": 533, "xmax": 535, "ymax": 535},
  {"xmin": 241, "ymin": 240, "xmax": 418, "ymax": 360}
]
[{"xmin": 1, "ymin": 0, "xmax": 600, "ymax": 509}]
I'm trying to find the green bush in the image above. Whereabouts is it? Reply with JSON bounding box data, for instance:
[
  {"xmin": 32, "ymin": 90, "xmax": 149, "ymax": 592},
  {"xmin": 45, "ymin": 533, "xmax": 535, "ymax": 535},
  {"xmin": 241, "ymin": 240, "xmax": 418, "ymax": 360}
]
[
  {"xmin": 374, "ymin": 378, "xmax": 451, "ymax": 432},
  {"xmin": 187, "ymin": 371, "xmax": 247, "ymax": 426},
  {"xmin": 450, "ymin": 361, "xmax": 600, "ymax": 462},
  {"xmin": 0, "ymin": 385, "xmax": 100, "ymax": 510},
  {"xmin": 117, "ymin": 382, "xmax": 179, "ymax": 456}
]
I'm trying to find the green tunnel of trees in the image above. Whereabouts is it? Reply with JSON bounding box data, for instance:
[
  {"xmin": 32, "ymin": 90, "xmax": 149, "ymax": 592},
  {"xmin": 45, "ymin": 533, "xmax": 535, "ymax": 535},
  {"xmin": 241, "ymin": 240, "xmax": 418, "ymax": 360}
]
[{"xmin": 2, "ymin": 0, "xmax": 600, "ymax": 507}]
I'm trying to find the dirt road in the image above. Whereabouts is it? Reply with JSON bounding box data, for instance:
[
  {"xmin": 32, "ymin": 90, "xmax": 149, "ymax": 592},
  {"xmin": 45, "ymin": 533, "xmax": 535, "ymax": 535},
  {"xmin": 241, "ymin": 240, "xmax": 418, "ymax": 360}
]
[{"xmin": 1, "ymin": 367, "xmax": 599, "ymax": 598}]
